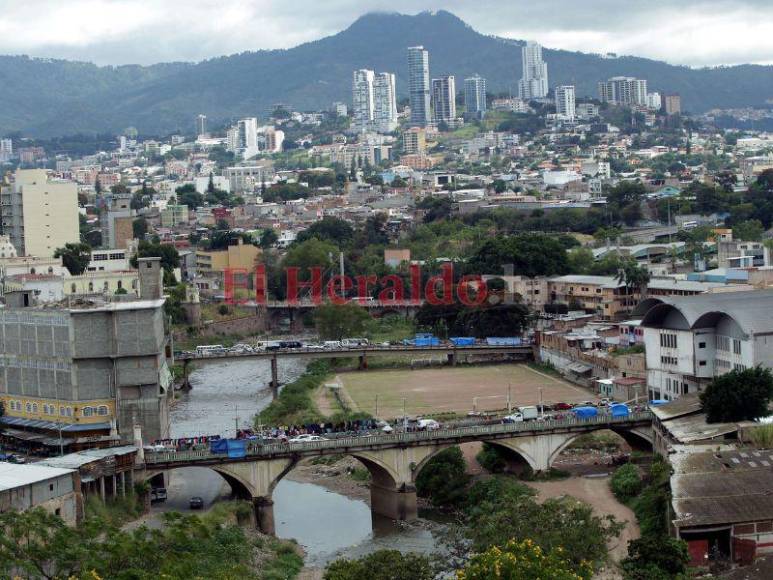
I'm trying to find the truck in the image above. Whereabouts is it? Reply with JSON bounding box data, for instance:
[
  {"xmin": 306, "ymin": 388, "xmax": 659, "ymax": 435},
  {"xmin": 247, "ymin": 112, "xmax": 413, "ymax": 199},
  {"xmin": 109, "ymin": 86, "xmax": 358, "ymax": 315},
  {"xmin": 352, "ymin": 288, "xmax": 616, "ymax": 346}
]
[
  {"xmin": 517, "ymin": 406, "xmax": 539, "ymax": 421},
  {"xmin": 573, "ymin": 406, "xmax": 599, "ymax": 419}
]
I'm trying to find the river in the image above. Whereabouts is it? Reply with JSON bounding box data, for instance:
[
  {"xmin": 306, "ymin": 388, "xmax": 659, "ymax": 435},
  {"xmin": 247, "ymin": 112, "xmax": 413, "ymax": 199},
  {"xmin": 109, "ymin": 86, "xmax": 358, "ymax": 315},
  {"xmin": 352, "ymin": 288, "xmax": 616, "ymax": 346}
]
[{"xmin": 166, "ymin": 358, "xmax": 439, "ymax": 567}]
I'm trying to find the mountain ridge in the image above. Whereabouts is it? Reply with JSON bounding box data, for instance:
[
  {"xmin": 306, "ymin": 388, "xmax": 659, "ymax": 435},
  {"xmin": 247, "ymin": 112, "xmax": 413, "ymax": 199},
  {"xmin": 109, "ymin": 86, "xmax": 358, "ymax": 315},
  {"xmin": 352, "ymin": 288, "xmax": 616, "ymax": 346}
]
[{"xmin": 1, "ymin": 10, "xmax": 772, "ymax": 137}]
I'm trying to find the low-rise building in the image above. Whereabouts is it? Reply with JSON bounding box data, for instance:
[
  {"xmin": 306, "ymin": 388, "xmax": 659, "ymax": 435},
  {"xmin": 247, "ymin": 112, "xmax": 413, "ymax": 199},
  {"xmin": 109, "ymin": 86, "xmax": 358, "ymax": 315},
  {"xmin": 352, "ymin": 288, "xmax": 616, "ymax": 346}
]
[
  {"xmin": 547, "ymin": 275, "xmax": 640, "ymax": 320},
  {"xmin": 0, "ymin": 463, "xmax": 81, "ymax": 525}
]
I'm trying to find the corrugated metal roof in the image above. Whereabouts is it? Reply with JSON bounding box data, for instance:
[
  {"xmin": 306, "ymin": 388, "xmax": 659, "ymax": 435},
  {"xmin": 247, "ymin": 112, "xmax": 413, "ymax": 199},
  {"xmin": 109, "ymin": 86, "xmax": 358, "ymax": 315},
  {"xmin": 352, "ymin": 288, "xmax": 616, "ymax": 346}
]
[{"xmin": 0, "ymin": 462, "xmax": 75, "ymax": 491}]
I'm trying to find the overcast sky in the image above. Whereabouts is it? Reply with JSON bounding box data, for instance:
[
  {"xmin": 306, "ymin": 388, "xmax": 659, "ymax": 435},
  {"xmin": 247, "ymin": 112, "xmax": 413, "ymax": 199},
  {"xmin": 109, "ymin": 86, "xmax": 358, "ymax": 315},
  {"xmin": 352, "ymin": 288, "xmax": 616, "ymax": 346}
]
[{"xmin": 1, "ymin": 0, "xmax": 772, "ymax": 67}]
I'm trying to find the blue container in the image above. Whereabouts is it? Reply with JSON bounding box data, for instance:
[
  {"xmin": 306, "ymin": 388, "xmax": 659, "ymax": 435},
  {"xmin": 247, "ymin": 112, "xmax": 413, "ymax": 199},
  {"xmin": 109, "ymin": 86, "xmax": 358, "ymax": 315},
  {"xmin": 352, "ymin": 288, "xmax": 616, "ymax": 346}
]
[
  {"xmin": 573, "ymin": 406, "xmax": 598, "ymax": 419},
  {"xmin": 485, "ymin": 337, "xmax": 522, "ymax": 346}
]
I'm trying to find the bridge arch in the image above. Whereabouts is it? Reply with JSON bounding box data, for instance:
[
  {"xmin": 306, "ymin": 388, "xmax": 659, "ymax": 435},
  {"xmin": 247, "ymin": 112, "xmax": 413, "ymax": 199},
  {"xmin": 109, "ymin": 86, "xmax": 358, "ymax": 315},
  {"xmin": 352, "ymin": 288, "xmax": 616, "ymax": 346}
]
[
  {"xmin": 547, "ymin": 427, "xmax": 654, "ymax": 468},
  {"xmin": 484, "ymin": 439, "xmax": 542, "ymax": 473}
]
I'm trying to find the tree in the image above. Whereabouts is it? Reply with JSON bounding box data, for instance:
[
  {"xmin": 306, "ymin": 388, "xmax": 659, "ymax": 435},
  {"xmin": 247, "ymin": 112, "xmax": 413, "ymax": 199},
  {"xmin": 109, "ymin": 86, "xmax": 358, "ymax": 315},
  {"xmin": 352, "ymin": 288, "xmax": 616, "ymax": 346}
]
[
  {"xmin": 132, "ymin": 217, "xmax": 148, "ymax": 239},
  {"xmin": 616, "ymin": 259, "xmax": 650, "ymax": 294},
  {"xmin": 314, "ymin": 302, "xmax": 369, "ymax": 340},
  {"xmin": 415, "ymin": 446, "xmax": 470, "ymax": 507},
  {"xmin": 418, "ymin": 196, "xmax": 453, "ymax": 223},
  {"xmin": 324, "ymin": 550, "xmax": 433, "ymax": 580},
  {"xmin": 621, "ymin": 536, "xmax": 690, "ymax": 580},
  {"xmin": 466, "ymin": 234, "xmax": 569, "ymax": 277},
  {"xmin": 54, "ymin": 242, "xmax": 91, "ymax": 275},
  {"xmin": 259, "ymin": 228, "xmax": 279, "ymax": 249},
  {"xmin": 458, "ymin": 539, "xmax": 592, "ymax": 580},
  {"xmin": 606, "ymin": 181, "xmax": 646, "ymax": 225},
  {"xmin": 700, "ymin": 367, "xmax": 773, "ymax": 423},
  {"xmin": 732, "ymin": 219, "xmax": 764, "ymax": 241},
  {"xmin": 176, "ymin": 183, "xmax": 204, "ymax": 209},
  {"xmin": 296, "ymin": 217, "xmax": 354, "ymax": 246},
  {"xmin": 130, "ymin": 240, "xmax": 180, "ymax": 274}
]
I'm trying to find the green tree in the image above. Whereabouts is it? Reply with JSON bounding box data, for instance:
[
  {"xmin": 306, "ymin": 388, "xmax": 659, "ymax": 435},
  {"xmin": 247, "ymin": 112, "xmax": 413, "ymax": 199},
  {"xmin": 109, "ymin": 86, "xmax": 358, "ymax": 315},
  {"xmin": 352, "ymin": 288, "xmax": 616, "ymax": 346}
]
[
  {"xmin": 610, "ymin": 464, "xmax": 643, "ymax": 501},
  {"xmin": 621, "ymin": 536, "xmax": 690, "ymax": 580},
  {"xmin": 296, "ymin": 217, "xmax": 354, "ymax": 246},
  {"xmin": 176, "ymin": 183, "xmax": 204, "ymax": 209},
  {"xmin": 458, "ymin": 539, "xmax": 592, "ymax": 580},
  {"xmin": 700, "ymin": 367, "xmax": 773, "ymax": 422},
  {"xmin": 132, "ymin": 216, "xmax": 148, "ymax": 239},
  {"xmin": 415, "ymin": 446, "xmax": 470, "ymax": 507},
  {"xmin": 54, "ymin": 242, "xmax": 92, "ymax": 275},
  {"xmin": 732, "ymin": 219, "xmax": 764, "ymax": 241},
  {"xmin": 259, "ymin": 228, "xmax": 279, "ymax": 249},
  {"xmin": 324, "ymin": 550, "xmax": 433, "ymax": 580},
  {"xmin": 466, "ymin": 234, "xmax": 569, "ymax": 277},
  {"xmin": 130, "ymin": 240, "xmax": 180, "ymax": 276},
  {"xmin": 566, "ymin": 247, "xmax": 595, "ymax": 274},
  {"xmin": 314, "ymin": 302, "xmax": 369, "ymax": 340},
  {"xmin": 616, "ymin": 259, "xmax": 650, "ymax": 294}
]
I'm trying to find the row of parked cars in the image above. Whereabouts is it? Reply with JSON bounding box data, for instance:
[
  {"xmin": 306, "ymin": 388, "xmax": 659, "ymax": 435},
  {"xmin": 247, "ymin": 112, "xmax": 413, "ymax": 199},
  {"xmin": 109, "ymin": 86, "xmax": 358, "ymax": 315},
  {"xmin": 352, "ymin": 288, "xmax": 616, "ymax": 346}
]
[{"xmin": 180, "ymin": 338, "xmax": 376, "ymax": 358}]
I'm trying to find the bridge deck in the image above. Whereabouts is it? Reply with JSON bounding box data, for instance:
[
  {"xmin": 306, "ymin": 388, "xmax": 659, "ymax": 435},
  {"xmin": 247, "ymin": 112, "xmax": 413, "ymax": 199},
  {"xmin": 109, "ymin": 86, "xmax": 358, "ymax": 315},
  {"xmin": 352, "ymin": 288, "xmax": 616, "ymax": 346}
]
[
  {"xmin": 143, "ymin": 412, "xmax": 652, "ymax": 468},
  {"xmin": 177, "ymin": 344, "xmax": 534, "ymax": 362}
]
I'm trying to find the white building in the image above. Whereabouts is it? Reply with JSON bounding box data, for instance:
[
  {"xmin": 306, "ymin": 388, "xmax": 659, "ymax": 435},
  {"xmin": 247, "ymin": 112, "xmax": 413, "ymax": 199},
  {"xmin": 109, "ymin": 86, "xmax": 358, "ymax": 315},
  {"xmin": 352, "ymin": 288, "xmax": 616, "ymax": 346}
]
[
  {"xmin": 432, "ymin": 75, "xmax": 457, "ymax": 126},
  {"xmin": 226, "ymin": 118, "xmax": 260, "ymax": 160},
  {"xmin": 464, "ymin": 75, "xmax": 487, "ymax": 119},
  {"xmin": 196, "ymin": 114, "xmax": 207, "ymax": 137},
  {"xmin": 646, "ymin": 92, "xmax": 662, "ymax": 111},
  {"xmin": 0, "ymin": 138, "xmax": 12, "ymax": 161},
  {"xmin": 554, "ymin": 85, "xmax": 576, "ymax": 120},
  {"xmin": 640, "ymin": 290, "xmax": 773, "ymax": 401},
  {"xmin": 598, "ymin": 77, "xmax": 648, "ymax": 106},
  {"xmin": 373, "ymin": 72, "xmax": 398, "ymax": 133},
  {"xmin": 0, "ymin": 463, "xmax": 80, "ymax": 526},
  {"xmin": 352, "ymin": 69, "xmax": 375, "ymax": 133},
  {"xmin": 518, "ymin": 41, "xmax": 549, "ymax": 99}
]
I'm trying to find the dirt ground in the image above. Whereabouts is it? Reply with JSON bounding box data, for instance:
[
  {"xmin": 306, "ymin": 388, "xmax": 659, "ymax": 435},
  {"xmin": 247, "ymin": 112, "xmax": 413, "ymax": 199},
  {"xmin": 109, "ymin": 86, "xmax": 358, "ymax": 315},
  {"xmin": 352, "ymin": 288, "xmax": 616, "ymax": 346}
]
[
  {"xmin": 337, "ymin": 364, "xmax": 595, "ymax": 418},
  {"xmin": 525, "ymin": 475, "xmax": 640, "ymax": 564}
]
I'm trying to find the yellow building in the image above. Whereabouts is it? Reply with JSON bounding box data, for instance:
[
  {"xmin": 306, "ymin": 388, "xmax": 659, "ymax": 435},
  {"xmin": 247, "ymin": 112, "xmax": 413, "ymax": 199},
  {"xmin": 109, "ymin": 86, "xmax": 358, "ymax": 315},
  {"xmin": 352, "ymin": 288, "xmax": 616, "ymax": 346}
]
[
  {"xmin": 64, "ymin": 271, "xmax": 140, "ymax": 296},
  {"xmin": 1, "ymin": 396, "xmax": 117, "ymax": 427},
  {"xmin": 196, "ymin": 238, "xmax": 261, "ymax": 276},
  {"xmin": 548, "ymin": 275, "xmax": 641, "ymax": 320}
]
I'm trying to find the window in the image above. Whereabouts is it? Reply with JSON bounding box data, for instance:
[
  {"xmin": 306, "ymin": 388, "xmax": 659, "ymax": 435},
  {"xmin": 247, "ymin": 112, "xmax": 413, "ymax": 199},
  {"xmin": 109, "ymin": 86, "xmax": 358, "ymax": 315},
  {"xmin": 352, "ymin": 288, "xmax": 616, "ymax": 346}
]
[
  {"xmin": 103, "ymin": 281, "xmax": 109, "ymax": 291},
  {"xmin": 698, "ymin": 342, "xmax": 706, "ymax": 349},
  {"xmin": 49, "ymin": 483, "xmax": 54, "ymax": 491},
  {"xmin": 660, "ymin": 333, "xmax": 677, "ymax": 349},
  {"xmin": 82, "ymin": 407, "xmax": 94, "ymax": 417},
  {"xmin": 88, "ymin": 282, "xmax": 94, "ymax": 292},
  {"xmin": 25, "ymin": 402, "xmax": 31, "ymax": 413},
  {"xmin": 97, "ymin": 405, "xmax": 109, "ymax": 416},
  {"xmin": 717, "ymin": 335, "xmax": 730, "ymax": 352},
  {"xmin": 733, "ymin": 339, "xmax": 742, "ymax": 355},
  {"xmin": 117, "ymin": 280, "xmax": 122, "ymax": 290},
  {"xmin": 71, "ymin": 283, "xmax": 76, "ymax": 293}
]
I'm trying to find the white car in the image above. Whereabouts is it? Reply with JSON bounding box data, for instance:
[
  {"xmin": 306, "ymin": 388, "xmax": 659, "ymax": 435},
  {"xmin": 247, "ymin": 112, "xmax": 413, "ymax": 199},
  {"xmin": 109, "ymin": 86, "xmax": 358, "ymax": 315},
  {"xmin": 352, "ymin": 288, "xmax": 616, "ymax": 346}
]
[
  {"xmin": 417, "ymin": 419, "xmax": 440, "ymax": 430},
  {"xmin": 503, "ymin": 413, "xmax": 524, "ymax": 423},
  {"xmin": 288, "ymin": 434, "xmax": 327, "ymax": 443}
]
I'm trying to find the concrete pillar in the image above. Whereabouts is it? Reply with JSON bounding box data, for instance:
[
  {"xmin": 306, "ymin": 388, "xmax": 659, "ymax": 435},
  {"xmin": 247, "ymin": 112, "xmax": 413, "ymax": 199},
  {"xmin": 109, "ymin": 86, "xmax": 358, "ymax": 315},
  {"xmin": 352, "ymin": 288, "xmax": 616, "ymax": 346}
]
[
  {"xmin": 99, "ymin": 477, "xmax": 106, "ymax": 502},
  {"xmin": 358, "ymin": 354, "xmax": 368, "ymax": 370},
  {"xmin": 270, "ymin": 355, "xmax": 279, "ymax": 399},
  {"xmin": 370, "ymin": 482, "xmax": 418, "ymax": 522},
  {"xmin": 120, "ymin": 472, "xmax": 126, "ymax": 497},
  {"xmin": 253, "ymin": 497, "xmax": 275, "ymax": 535},
  {"xmin": 181, "ymin": 360, "xmax": 192, "ymax": 391}
]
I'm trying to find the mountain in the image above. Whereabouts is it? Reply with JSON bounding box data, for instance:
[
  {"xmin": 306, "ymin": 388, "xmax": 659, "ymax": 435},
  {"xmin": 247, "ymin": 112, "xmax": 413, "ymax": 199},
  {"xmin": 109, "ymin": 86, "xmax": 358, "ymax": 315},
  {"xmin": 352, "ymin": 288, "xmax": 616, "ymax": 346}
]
[{"xmin": 2, "ymin": 10, "xmax": 773, "ymax": 137}]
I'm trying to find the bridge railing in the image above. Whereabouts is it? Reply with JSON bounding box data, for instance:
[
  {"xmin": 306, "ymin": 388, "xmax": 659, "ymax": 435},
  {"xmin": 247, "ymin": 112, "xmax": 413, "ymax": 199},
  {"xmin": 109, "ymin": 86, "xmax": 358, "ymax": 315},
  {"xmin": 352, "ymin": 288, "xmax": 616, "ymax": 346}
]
[{"xmin": 143, "ymin": 412, "xmax": 652, "ymax": 465}]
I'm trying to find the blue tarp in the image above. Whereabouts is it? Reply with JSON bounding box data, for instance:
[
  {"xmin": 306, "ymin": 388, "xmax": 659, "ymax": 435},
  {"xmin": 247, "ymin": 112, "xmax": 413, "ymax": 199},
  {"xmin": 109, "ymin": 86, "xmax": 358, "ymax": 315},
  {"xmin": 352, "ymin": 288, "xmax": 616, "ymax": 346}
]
[
  {"xmin": 210, "ymin": 439, "xmax": 228, "ymax": 454},
  {"xmin": 227, "ymin": 439, "xmax": 247, "ymax": 458},
  {"xmin": 609, "ymin": 403, "xmax": 630, "ymax": 417},
  {"xmin": 450, "ymin": 337, "xmax": 476, "ymax": 346},
  {"xmin": 649, "ymin": 399, "xmax": 669, "ymax": 406},
  {"xmin": 573, "ymin": 406, "xmax": 598, "ymax": 419}
]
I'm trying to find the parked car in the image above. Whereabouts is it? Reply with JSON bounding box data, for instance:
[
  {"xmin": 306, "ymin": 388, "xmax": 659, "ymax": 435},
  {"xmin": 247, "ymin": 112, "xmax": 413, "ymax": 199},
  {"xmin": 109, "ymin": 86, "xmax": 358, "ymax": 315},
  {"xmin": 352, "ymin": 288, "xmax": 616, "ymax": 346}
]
[
  {"xmin": 503, "ymin": 413, "xmax": 524, "ymax": 423},
  {"xmin": 189, "ymin": 496, "xmax": 204, "ymax": 509},
  {"xmin": 417, "ymin": 419, "xmax": 441, "ymax": 430},
  {"xmin": 552, "ymin": 402, "xmax": 573, "ymax": 411},
  {"xmin": 598, "ymin": 398, "xmax": 613, "ymax": 407}
]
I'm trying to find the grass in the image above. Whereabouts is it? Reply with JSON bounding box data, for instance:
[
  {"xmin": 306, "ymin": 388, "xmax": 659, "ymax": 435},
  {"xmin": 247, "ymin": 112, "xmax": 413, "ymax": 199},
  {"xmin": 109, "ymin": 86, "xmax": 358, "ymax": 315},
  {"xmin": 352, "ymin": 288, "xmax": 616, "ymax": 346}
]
[
  {"xmin": 349, "ymin": 467, "xmax": 371, "ymax": 482},
  {"xmin": 748, "ymin": 424, "xmax": 773, "ymax": 447},
  {"xmin": 527, "ymin": 360, "xmax": 562, "ymax": 377},
  {"xmin": 255, "ymin": 536, "xmax": 304, "ymax": 580},
  {"xmin": 257, "ymin": 360, "xmax": 328, "ymax": 426},
  {"xmin": 85, "ymin": 493, "xmax": 145, "ymax": 527}
]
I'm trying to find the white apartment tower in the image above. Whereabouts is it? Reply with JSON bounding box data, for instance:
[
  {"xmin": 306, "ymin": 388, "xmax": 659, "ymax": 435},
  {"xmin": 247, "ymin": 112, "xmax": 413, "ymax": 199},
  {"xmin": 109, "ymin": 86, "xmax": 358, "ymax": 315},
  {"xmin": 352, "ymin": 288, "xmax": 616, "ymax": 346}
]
[
  {"xmin": 598, "ymin": 77, "xmax": 648, "ymax": 106},
  {"xmin": 464, "ymin": 75, "xmax": 487, "ymax": 118},
  {"xmin": 518, "ymin": 41, "xmax": 549, "ymax": 100},
  {"xmin": 554, "ymin": 85, "xmax": 576, "ymax": 119},
  {"xmin": 196, "ymin": 114, "xmax": 207, "ymax": 137},
  {"xmin": 373, "ymin": 73, "xmax": 398, "ymax": 133},
  {"xmin": 408, "ymin": 46, "xmax": 431, "ymax": 127},
  {"xmin": 0, "ymin": 169, "xmax": 79, "ymax": 258},
  {"xmin": 432, "ymin": 75, "xmax": 457, "ymax": 126},
  {"xmin": 352, "ymin": 69, "xmax": 375, "ymax": 133},
  {"xmin": 226, "ymin": 118, "xmax": 260, "ymax": 160}
]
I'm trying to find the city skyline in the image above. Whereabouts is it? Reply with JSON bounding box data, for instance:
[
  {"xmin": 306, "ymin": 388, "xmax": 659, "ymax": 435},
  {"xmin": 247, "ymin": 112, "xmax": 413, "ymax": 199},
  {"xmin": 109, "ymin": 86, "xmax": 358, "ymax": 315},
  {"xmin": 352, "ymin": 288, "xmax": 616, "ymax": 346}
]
[{"xmin": 2, "ymin": 2, "xmax": 773, "ymax": 68}]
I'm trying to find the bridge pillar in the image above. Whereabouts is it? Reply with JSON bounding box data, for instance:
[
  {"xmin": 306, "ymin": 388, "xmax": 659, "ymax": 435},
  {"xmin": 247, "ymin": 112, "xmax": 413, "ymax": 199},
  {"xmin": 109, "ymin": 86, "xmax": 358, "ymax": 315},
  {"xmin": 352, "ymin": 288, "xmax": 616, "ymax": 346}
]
[
  {"xmin": 270, "ymin": 355, "xmax": 279, "ymax": 398},
  {"xmin": 180, "ymin": 360, "xmax": 192, "ymax": 391},
  {"xmin": 370, "ymin": 482, "xmax": 417, "ymax": 521},
  {"xmin": 252, "ymin": 497, "xmax": 276, "ymax": 535},
  {"xmin": 358, "ymin": 353, "xmax": 368, "ymax": 370}
]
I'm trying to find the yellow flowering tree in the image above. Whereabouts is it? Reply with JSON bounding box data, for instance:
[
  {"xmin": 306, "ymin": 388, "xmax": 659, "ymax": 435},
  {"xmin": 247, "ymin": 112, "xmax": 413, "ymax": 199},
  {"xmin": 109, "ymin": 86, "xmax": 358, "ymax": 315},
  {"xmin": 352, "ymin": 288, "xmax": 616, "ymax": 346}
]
[{"xmin": 457, "ymin": 539, "xmax": 593, "ymax": 580}]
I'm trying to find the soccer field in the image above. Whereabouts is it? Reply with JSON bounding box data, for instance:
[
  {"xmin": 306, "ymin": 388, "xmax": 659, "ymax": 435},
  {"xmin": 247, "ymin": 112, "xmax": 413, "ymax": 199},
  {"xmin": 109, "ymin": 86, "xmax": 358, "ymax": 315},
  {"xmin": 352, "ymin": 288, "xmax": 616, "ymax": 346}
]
[{"xmin": 336, "ymin": 364, "xmax": 595, "ymax": 419}]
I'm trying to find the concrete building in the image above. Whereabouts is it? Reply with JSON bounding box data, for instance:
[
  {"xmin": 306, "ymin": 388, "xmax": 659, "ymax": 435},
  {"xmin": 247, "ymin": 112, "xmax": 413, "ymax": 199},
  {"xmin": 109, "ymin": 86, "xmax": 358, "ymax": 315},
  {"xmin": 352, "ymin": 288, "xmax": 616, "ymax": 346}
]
[
  {"xmin": 227, "ymin": 118, "xmax": 260, "ymax": 160},
  {"xmin": 640, "ymin": 290, "xmax": 773, "ymax": 401},
  {"xmin": 224, "ymin": 164, "xmax": 274, "ymax": 193},
  {"xmin": 403, "ymin": 128, "xmax": 427, "ymax": 155},
  {"xmin": 432, "ymin": 75, "xmax": 457, "ymax": 127},
  {"xmin": 518, "ymin": 41, "xmax": 549, "ymax": 99},
  {"xmin": 646, "ymin": 92, "xmax": 662, "ymax": 111},
  {"xmin": 464, "ymin": 75, "xmax": 487, "ymax": 119},
  {"xmin": 86, "ymin": 249, "xmax": 130, "ymax": 273},
  {"xmin": 554, "ymin": 85, "xmax": 576, "ymax": 120},
  {"xmin": 548, "ymin": 275, "xmax": 641, "ymax": 320},
  {"xmin": 0, "ymin": 258, "xmax": 171, "ymax": 448},
  {"xmin": 196, "ymin": 238, "xmax": 262, "ymax": 278},
  {"xmin": 373, "ymin": 72, "xmax": 398, "ymax": 133},
  {"xmin": 0, "ymin": 169, "xmax": 79, "ymax": 258},
  {"xmin": 352, "ymin": 69, "xmax": 375, "ymax": 133},
  {"xmin": 160, "ymin": 204, "xmax": 190, "ymax": 228},
  {"xmin": 598, "ymin": 77, "xmax": 648, "ymax": 106},
  {"xmin": 0, "ymin": 463, "xmax": 80, "ymax": 525},
  {"xmin": 407, "ymin": 46, "xmax": 431, "ymax": 127},
  {"xmin": 664, "ymin": 94, "xmax": 682, "ymax": 115},
  {"xmin": 196, "ymin": 114, "xmax": 207, "ymax": 137},
  {"xmin": 99, "ymin": 193, "xmax": 135, "ymax": 250}
]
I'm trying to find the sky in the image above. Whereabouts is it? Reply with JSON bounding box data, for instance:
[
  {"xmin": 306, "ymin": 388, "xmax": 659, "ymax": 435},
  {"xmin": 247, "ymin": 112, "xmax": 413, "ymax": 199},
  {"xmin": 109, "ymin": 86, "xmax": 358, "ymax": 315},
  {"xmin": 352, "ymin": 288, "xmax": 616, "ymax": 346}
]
[{"xmin": 1, "ymin": 0, "xmax": 772, "ymax": 67}]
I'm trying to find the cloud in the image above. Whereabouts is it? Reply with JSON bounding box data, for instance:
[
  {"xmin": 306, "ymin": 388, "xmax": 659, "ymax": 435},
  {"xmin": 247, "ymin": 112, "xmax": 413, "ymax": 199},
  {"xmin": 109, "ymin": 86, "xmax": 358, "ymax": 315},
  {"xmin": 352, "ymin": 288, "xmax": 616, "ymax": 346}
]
[{"xmin": 0, "ymin": 0, "xmax": 772, "ymax": 67}]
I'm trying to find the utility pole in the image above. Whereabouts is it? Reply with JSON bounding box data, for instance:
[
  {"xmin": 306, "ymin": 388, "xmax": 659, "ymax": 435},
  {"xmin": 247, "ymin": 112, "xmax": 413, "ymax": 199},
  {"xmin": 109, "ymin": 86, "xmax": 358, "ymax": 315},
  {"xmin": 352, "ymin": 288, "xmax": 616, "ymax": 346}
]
[
  {"xmin": 375, "ymin": 394, "xmax": 380, "ymax": 418},
  {"xmin": 402, "ymin": 398, "xmax": 407, "ymax": 431},
  {"xmin": 539, "ymin": 387, "xmax": 544, "ymax": 418},
  {"xmin": 507, "ymin": 384, "xmax": 512, "ymax": 414},
  {"xmin": 234, "ymin": 404, "xmax": 239, "ymax": 437}
]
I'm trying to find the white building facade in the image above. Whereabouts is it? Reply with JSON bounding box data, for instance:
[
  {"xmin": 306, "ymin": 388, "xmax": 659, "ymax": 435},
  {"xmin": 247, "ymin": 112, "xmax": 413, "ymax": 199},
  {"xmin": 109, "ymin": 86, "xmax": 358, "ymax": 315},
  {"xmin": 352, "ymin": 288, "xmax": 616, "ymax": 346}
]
[
  {"xmin": 554, "ymin": 85, "xmax": 576, "ymax": 120},
  {"xmin": 518, "ymin": 41, "xmax": 549, "ymax": 99}
]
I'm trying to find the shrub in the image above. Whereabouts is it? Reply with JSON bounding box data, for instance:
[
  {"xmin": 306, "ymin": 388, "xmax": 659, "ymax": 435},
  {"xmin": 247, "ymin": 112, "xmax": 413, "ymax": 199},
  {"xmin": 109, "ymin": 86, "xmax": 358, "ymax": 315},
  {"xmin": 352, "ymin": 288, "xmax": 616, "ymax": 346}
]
[
  {"xmin": 610, "ymin": 464, "xmax": 642, "ymax": 501},
  {"xmin": 415, "ymin": 446, "xmax": 470, "ymax": 507},
  {"xmin": 476, "ymin": 442, "xmax": 507, "ymax": 473},
  {"xmin": 324, "ymin": 550, "xmax": 433, "ymax": 580},
  {"xmin": 621, "ymin": 536, "xmax": 690, "ymax": 579}
]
